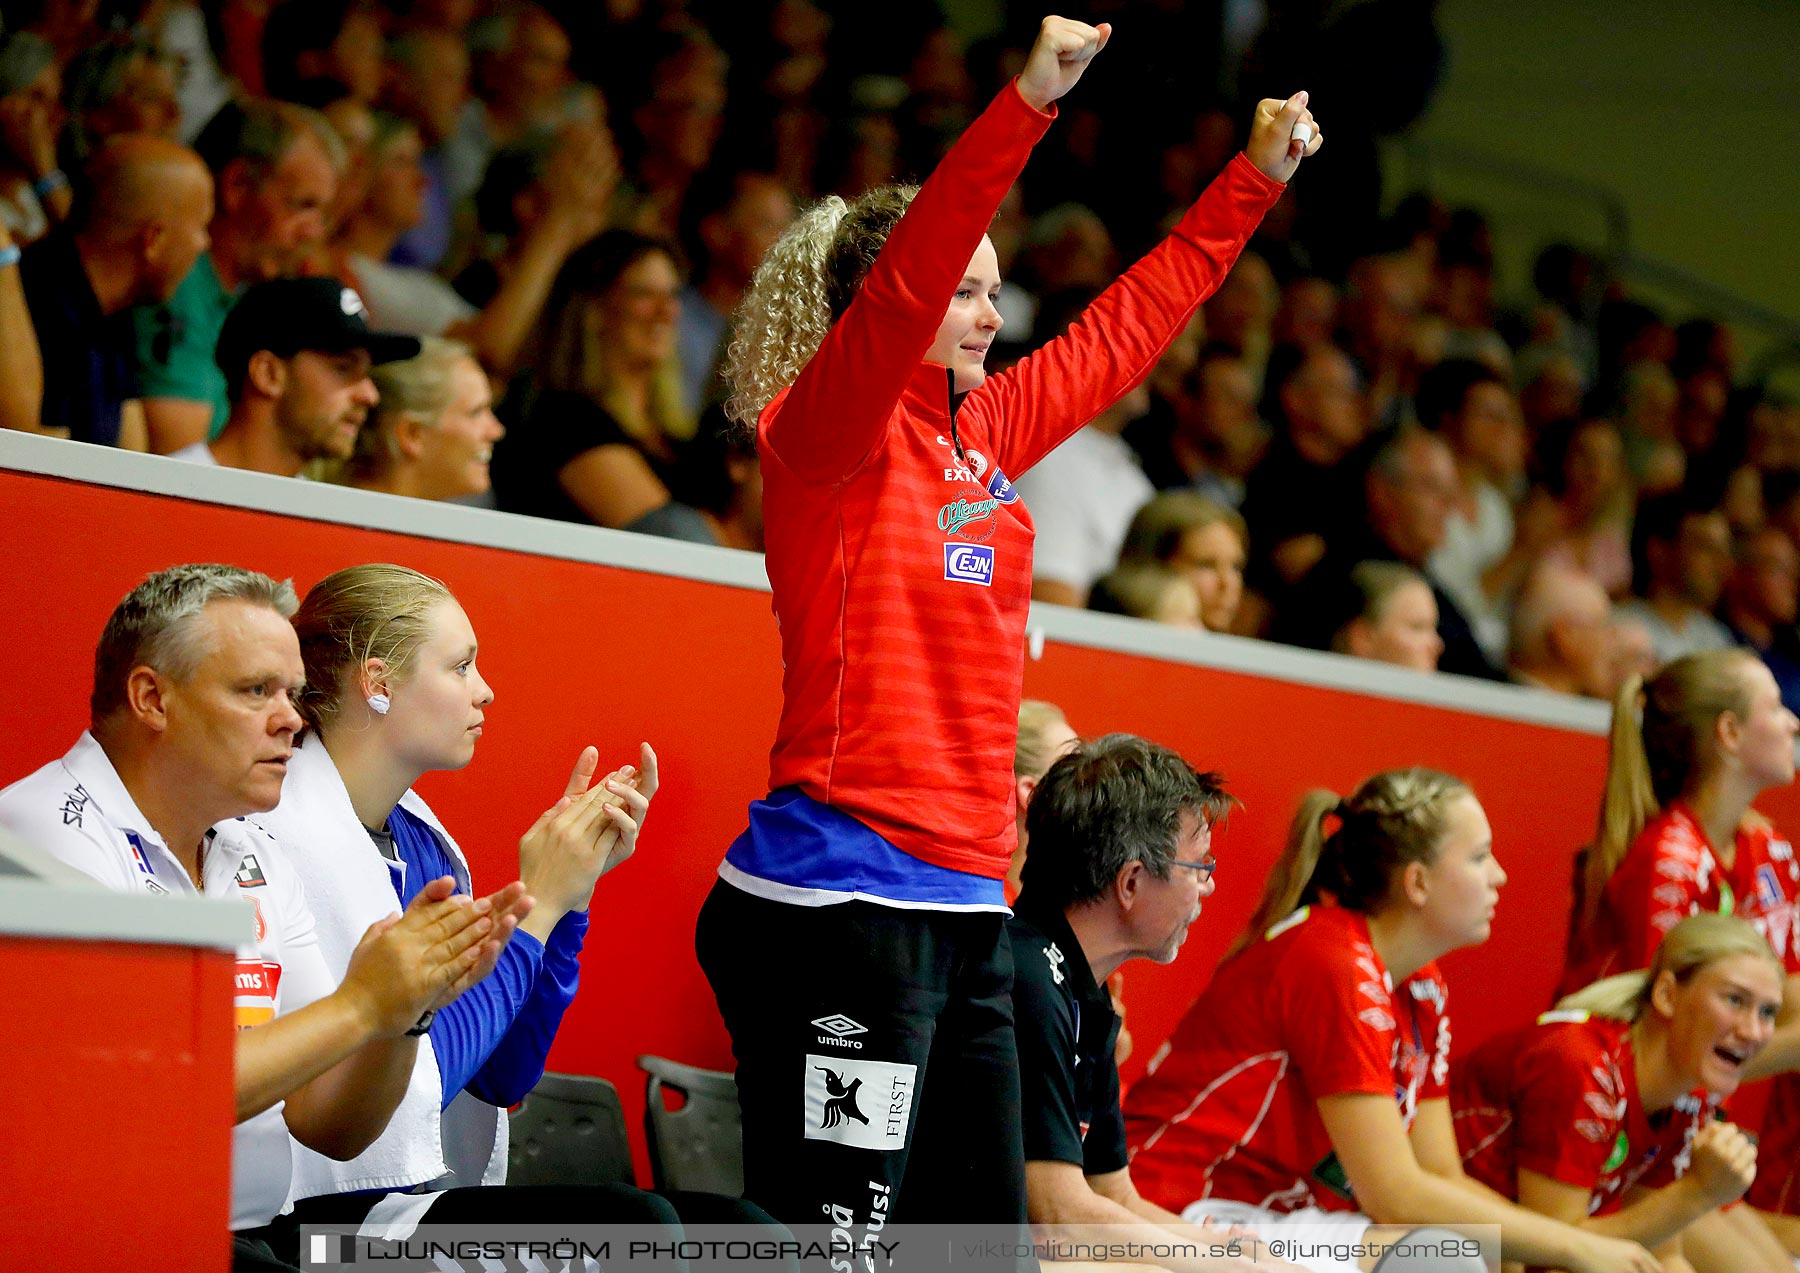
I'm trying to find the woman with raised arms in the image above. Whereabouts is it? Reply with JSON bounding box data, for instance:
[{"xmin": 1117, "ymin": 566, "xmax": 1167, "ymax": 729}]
[{"xmin": 696, "ymin": 13, "xmax": 1319, "ymax": 1228}]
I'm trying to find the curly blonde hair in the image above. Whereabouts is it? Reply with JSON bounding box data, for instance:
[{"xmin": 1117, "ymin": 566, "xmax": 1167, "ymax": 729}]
[{"xmin": 723, "ymin": 183, "xmax": 919, "ymax": 433}]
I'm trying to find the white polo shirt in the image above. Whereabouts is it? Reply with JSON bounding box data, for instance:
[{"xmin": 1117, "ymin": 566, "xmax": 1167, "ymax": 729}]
[{"xmin": 0, "ymin": 732, "xmax": 334, "ymax": 1230}]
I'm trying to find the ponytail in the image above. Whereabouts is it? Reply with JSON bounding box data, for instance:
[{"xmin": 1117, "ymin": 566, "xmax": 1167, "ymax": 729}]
[
  {"xmin": 1580, "ymin": 650, "xmax": 1759, "ymax": 926},
  {"xmin": 1555, "ymin": 971, "xmax": 1648, "ymax": 1022},
  {"xmin": 1231, "ymin": 768, "xmax": 1473, "ymax": 955},
  {"xmin": 1583, "ymin": 674, "xmax": 1657, "ymax": 925},
  {"xmin": 1558, "ymin": 911, "xmax": 1782, "ymax": 1023},
  {"xmin": 724, "ymin": 184, "xmax": 918, "ymax": 433},
  {"xmin": 1233, "ymin": 789, "xmax": 1340, "ymax": 956}
]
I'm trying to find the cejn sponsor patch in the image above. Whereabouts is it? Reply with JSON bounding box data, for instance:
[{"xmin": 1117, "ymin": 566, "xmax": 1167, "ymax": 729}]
[
  {"xmin": 804, "ymin": 1054, "xmax": 916, "ymax": 1151},
  {"xmin": 943, "ymin": 542, "xmax": 994, "ymax": 585}
]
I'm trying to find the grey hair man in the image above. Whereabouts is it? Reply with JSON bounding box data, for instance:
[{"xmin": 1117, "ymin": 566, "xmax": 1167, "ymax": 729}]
[
  {"xmin": 1508, "ymin": 563, "xmax": 1617, "ymax": 699},
  {"xmin": 1005, "ymin": 734, "xmax": 1284, "ymax": 1271},
  {"xmin": 0, "ymin": 564, "xmax": 528, "ymax": 1257}
]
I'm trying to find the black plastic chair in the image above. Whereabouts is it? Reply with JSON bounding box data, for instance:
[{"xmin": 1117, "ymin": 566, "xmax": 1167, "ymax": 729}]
[
  {"xmin": 507, "ymin": 1072, "xmax": 636, "ymax": 1187},
  {"xmin": 637, "ymin": 1054, "xmax": 744, "ymax": 1196}
]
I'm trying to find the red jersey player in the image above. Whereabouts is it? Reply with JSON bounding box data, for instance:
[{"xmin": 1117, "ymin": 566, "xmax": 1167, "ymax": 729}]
[
  {"xmin": 1563, "ymin": 649, "xmax": 1800, "ymax": 1261},
  {"xmin": 694, "ymin": 14, "xmax": 1322, "ymax": 1232},
  {"xmin": 1123, "ymin": 769, "xmax": 1659, "ymax": 1273},
  {"xmin": 1457, "ymin": 914, "xmax": 1776, "ymax": 1269}
]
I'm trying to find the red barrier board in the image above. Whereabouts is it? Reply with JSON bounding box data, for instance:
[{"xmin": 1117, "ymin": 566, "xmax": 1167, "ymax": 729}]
[
  {"xmin": 3, "ymin": 462, "xmax": 1796, "ymax": 1189},
  {"xmin": 0, "ymin": 935, "xmax": 236, "ymax": 1269}
]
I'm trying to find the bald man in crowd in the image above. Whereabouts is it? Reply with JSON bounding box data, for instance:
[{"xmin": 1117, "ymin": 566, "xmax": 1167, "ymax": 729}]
[
  {"xmin": 19, "ymin": 133, "xmax": 212, "ymax": 447},
  {"xmin": 1507, "ymin": 562, "xmax": 1617, "ymax": 699}
]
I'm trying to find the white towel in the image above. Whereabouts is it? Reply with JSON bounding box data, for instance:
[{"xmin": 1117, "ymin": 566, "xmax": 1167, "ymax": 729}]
[{"xmin": 256, "ymin": 736, "xmax": 507, "ymax": 1203}]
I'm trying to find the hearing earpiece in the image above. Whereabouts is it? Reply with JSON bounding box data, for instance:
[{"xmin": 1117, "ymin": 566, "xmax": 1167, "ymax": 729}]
[{"xmin": 368, "ymin": 693, "xmax": 390, "ymax": 715}]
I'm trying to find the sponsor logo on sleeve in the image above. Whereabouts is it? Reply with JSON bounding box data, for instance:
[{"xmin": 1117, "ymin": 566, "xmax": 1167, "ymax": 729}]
[
  {"xmin": 943, "ymin": 543, "xmax": 994, "ymax": 585},
  {"xmin": 804, "ymin": 1055, "xmax": 917, "ymax": 1151},
  {"xmin": 1757, "ymin": 863, "xmax": 1783, "ymax": 912},
  {"xmin": 235, "ymin": 853, "xmax": 268, "ymax": 889},
  {"xmin": 986, "ymin": 466, "xmax": 1019, "ymax": 504},
  {"xmin": 234, "ymin": 958, "xmax": 283, "ymax": 1027}
]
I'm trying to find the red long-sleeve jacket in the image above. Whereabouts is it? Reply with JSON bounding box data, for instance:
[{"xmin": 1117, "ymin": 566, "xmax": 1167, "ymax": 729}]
[{"xmin": 757, "ymin": 81, "xmax": 1283, "ymax": 878}]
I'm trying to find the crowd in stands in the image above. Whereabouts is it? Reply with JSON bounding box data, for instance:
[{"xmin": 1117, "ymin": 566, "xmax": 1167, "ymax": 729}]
[{"xmin": 1, "ymin": 0, "xmax": 1795, "ymax": 702}]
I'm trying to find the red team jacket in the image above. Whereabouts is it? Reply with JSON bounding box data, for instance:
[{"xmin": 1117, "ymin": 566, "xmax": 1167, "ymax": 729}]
[
  {"xmin": 1122, "ymin": 906, "xmax": 1452, "ymax": 1213},
  {"xmin": 1454, "ymin": 1012, "xmax": 1712, "ymax": 1217},
  {"xmin": 754, "ymin": 81, "xmax": 1283, "ymax": 878},
  {"xmin": 1560, "ymin": 803, "xmax": 1800, "ymax": 1213}
]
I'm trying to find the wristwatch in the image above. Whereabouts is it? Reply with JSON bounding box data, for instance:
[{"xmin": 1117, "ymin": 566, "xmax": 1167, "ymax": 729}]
[{"xmin": 405, "ymin": 1009, "xmax": 436, "ymax": 1037}]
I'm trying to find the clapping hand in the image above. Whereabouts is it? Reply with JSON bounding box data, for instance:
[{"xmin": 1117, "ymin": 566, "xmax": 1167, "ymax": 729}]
[
  {"xmin": 518, "ymin": 743, "xmax": 660, "ymax": 931},
  {"xmin": 341, "ymin": 876, "xmax": 533, "ymax": 1035}
]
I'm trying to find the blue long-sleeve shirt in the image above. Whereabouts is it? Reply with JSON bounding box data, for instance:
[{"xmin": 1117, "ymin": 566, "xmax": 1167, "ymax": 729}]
[{"xmin": 385, "ymin": 804, "xmax": 588, "ymax": 1108}]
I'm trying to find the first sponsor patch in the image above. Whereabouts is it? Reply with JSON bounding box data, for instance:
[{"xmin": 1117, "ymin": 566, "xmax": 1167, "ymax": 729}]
[
  {"xmin": 944, "ymin": 542, "xmax": 994, "ymax": 585},
  {"xmin": 234, "ymin": 853, "xmax": 268, "ymax": 889},
  {"xmin": 803, "ymin": 1054, "xmax": 917, "ymax": 1152}
]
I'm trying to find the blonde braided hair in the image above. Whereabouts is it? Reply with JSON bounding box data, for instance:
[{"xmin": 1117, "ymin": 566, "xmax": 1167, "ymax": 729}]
[{"xmin": 1233, "ymin": 768, "xmax": 1473, "ymax": 954}]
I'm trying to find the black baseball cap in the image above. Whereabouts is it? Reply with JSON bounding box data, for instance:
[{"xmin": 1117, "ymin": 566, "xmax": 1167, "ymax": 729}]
[{"xmin": 215, "ymin": 277, "xmax": 422, "ymax": 387}]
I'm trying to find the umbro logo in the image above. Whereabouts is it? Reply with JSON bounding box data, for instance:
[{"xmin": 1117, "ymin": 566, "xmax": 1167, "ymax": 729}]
[{"xmin": 812, "ymin": 1014, "xmax": 866, "ymax": 1050}]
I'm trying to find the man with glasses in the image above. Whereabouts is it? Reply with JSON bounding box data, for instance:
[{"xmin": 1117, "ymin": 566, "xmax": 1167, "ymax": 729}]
[{"xmin": 1008, "ymin": 735, "xmax": 1287, "ymax": 1270}]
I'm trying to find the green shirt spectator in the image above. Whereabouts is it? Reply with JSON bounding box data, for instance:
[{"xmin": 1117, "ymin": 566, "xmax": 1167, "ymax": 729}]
[
  {"xmin": 131, "ymin": 251, "xmax": 236, "ymax": 439},
  {"xmin": 133, "ymin": 98, "xmax": 338, "ymax": 453}
]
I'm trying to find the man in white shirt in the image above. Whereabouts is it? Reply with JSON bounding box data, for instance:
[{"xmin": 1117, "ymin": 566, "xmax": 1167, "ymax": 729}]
[
  {"xmin": 0, "ymin": 564, "xmax": 527, "ymax": 1270},
  {"xmin": 1014, "ymin": 287, "xmax": 1156, "ymax": 607}
]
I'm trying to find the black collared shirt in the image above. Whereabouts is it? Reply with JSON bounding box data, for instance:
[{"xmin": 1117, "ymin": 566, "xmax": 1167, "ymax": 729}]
[
  {"xmin": 1007, "ymin": 895, "xmax": 1128, "ymax": 1175},
  {"xmin": 21, "ymin": 230, "xmax": 137, "ymax": 446}
]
